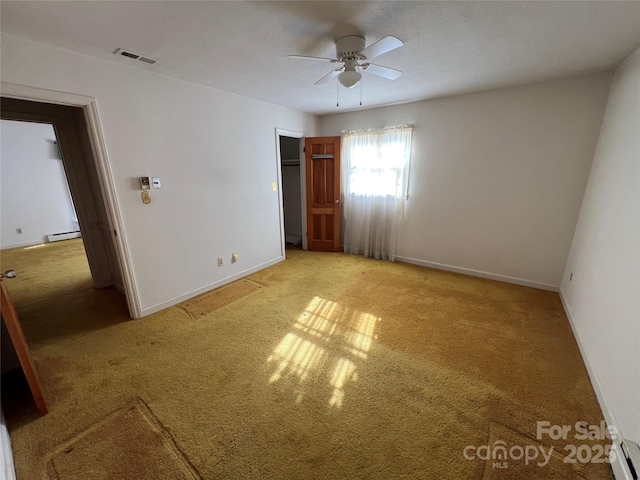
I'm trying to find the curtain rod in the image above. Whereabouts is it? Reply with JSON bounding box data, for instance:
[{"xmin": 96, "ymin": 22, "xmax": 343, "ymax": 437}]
[{"xmin": 341, "ymin": 124, "xmax": 413, "ymax": 135}]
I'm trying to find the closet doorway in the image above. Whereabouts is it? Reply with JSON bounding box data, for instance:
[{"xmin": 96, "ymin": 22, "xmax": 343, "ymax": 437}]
[{"xmin": 276, "ymin": 129, "xmax": 306, "ymax": 253}]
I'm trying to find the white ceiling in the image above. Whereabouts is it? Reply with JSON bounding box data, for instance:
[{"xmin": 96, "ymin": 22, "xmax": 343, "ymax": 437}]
[{"xmin": 2, "ymin": 1, "xmax": 639, "ymax": 115}]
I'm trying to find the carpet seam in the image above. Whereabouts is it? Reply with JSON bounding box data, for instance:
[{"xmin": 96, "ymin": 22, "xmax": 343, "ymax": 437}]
[{"xmin": 135, "ymin": 397, "xmax": 202, "ymax": 480}]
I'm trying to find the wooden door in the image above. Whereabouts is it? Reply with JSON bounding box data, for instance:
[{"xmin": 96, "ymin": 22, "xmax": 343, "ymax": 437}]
[
  {"xmin": 305, "ymin": 136, "xmax": 341, "ymax": 252},
  {"xmin": 1, "ymin": 277, "xmax": 47, "ymax": 415}
]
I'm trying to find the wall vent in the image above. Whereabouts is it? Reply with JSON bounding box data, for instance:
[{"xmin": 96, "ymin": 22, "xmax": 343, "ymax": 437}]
[{"xmin": 114, "ymin": 48, "xmax": 159, "ymax": 65}]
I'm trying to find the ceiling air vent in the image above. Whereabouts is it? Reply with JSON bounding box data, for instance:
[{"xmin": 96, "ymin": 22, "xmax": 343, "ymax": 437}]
[
  {"xmin": 114, "ymin": 48, "xmax": 159, "ymax": 66},
  {"xmin": 138, "ymin": 56, "xmax": 157, "ymax": 65}
]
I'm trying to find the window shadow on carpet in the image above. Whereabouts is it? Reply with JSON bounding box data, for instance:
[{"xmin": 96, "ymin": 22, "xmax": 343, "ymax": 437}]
[{"xmin": 267, "ymin": 296, "xmax": 380, "ymax": 408}]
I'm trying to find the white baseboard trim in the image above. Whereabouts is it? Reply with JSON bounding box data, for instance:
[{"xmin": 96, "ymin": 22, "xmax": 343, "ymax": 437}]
[
  {"xmin": 1, "ymin": 240, "xmax": 46, "ymax": 250},
  {"xmin": 140, "ymin": 256, "xmax": 285, "ymax": 317},
  {"xmin": 559, "ymin": 291, "xmax": 632, "ymax": 480},
  {"xmin": 394, "ymin": 255, "xmax": 559, "ymax": 292}
]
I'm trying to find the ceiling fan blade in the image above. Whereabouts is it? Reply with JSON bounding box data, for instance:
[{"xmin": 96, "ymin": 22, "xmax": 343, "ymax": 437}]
[
  {"xmin": 314, "ymin": 68, "xmax": 343, "ymax": 85},
  {"xmin": 358, "ymin": 36, "xmax": 403, "ymax": 60},
  {"xmin": 362, "ymin": 63, "xmax": 403, "ymax": 80},
  {"xmin": 287, "ymin": 55, "xmax": 338, "ymax": 63}
]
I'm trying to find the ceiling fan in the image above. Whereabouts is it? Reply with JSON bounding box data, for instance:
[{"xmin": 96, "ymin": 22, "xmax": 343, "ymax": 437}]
[{"xmin": 287, "ymin": 35, "xmax": 404, "ymax": 88}]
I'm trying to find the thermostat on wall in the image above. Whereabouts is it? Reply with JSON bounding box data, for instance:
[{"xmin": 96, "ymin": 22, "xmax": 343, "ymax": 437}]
[{"xmin": 140, "ymin": 177, "xmax": 150, "ymax": 190}]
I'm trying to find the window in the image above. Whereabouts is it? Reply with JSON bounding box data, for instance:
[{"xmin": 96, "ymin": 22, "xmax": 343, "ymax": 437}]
[
  {"xmin": 343, "ymin": 126, "xmax": 413, "ymax": 199},
  {"xmin": 341, "ymin": 125, "xmax": 413, "ymax": 261},
  {"xmin": 348, "ymin": 140, "xmax": 410, "ymax": 197}
]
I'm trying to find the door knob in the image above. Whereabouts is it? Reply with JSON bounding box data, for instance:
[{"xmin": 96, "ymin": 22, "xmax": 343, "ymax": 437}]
[{"xmin": 1, "ymin": 270, "xmax": 16, "ymax": 279}]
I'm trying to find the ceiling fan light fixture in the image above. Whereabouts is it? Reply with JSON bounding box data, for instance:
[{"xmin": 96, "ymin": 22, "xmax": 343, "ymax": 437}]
[
  {"xmin": 288, "ymin": 34, "xmax": 404, "ymax": 93},
  {"xmin": 338, "ymin": 70, "xmax": 362, "ymax": 88}
]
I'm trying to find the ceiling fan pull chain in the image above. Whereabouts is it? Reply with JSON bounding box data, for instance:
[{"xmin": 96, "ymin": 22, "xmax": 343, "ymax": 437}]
[
  {"xmin": 336, "ymin": 80, "xmax": 340, "ymax": 107},
  {"xmin": 360, "ymin": 78, "xmax": 363, "ymax": 106}
]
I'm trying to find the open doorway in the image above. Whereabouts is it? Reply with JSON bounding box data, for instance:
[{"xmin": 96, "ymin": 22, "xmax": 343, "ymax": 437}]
[
  {"xmin": 276, "ymin": 129, "xmax": 307, "ymax": 253},
  {"xmin": 0, "ymin": 99, "xmax": 130, "ymax": 348},
  {"xmin": 0, "ymin": 93, "xmax": 133, "ymax": 423},
  {"xmin": 1, "ymin": 98, "xmax": 125, "ymax": 290},
  {"xmin": 280, "ymin": 136, "xmax": 303, "ymax": 247}
]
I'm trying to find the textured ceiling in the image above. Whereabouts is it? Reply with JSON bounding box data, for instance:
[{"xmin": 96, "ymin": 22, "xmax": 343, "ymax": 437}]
[{"xmin": 1, "ymin": 1, "xmax": 639, "ymax": 115}]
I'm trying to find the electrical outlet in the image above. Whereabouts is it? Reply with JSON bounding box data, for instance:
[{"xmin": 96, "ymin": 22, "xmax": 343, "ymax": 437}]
[
  {"xmin": 232, "ymin": 252, "xmax": 238, "ymax": 263},
  {"xmin": 16, "ymin": 228, "xmax": 23, "ymax": 234},
  {"xmin": 217, "ymin": 257, "xmax": 224, "ymax": 267}
]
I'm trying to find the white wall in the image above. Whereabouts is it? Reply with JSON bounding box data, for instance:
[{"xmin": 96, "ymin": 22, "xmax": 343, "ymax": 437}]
[
  {"xmin": 1, "ymin": 34, "xmax": 318, "ymax": 314},
  {"xmin": 1, "ymin": 120, "xmax": 78, "ymax": 249},
  {"xmin": 320, "ymin": 73, "xmax": 612, "ymax": 289},
  {"xmin": 561, "ymin": 47, "xmax": 640, "ymax": 445}
]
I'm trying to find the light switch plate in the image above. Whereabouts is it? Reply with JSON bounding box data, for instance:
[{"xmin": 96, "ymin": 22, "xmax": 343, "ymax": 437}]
[
  {"xmin": 152, "ymin": 177, "xmax": 161, "ymax": 189},
  {"xmin": 141, "ymin": 191, "xmax": 151, "ymax": 204}
]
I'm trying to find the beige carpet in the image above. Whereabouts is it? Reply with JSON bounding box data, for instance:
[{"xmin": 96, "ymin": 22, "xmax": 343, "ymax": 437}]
[
  {"xmin": 0, "ymin": 239, "xmax": 93, "ymax": 309},
  {"xmin": 0, "ymin": 240, "xmax": 613, "ymax": 479}
]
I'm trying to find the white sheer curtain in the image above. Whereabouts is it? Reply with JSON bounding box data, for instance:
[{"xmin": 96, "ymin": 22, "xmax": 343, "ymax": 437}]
[{"xmin": 342, "ymin": 125, "xmax": 413, "ymax": 261}]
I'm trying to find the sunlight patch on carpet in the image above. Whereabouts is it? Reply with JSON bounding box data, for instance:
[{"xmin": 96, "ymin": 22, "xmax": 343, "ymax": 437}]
[
  {"xmin": 180, "ymin": 279, "xmax": 264, "ymax": 318},
  {"xmin": 46, "ymin": 398, "xmax": 200, "ymax": 480},
  {"xmin": 267, "ymin": 296, "xmax": 379, "ymax": 407},
  {"xmin": 24, "ymin": 244, "xmax": 47, "ymax": 250}
]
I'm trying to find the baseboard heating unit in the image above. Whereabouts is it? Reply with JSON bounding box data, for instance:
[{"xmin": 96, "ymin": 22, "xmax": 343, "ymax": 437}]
[
  {"xmin": 615, "ymin": 439, "xmax": 640, "ymax": 480},
  {"xmin": 47, "ymin": 231, "xmax": 81, "ymax": 243}
]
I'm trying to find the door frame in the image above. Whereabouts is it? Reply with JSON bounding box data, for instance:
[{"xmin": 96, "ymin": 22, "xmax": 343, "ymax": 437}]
[
  {"xmin": 274, "ymin": 128, "xmax": 307, "ymax": 254},
  {"xmin": 1, "ymin": 82, "xmax": 140, "ymax": 318}
]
